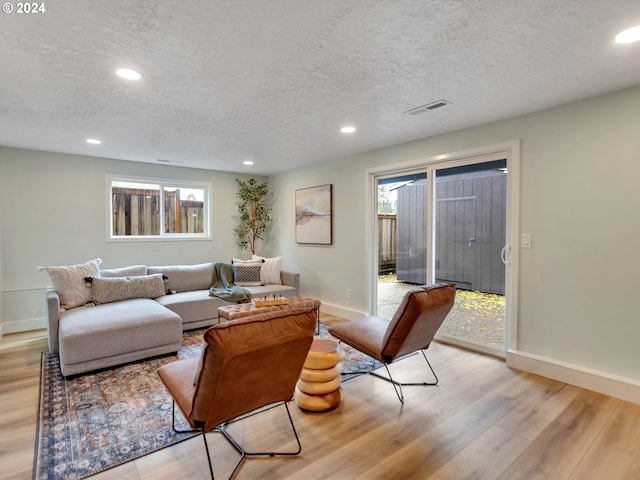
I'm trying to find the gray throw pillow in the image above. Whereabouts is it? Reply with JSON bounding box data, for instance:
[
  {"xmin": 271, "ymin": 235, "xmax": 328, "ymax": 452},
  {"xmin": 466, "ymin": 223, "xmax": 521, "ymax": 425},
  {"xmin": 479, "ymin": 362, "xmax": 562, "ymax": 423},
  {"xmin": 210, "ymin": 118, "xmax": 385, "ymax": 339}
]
[
  {"xmin": 232, "ymin": 261, "xmax": 262, "ymax": 286},
  {"xmin": 91, "ymin": 274, "xmax": 166, "ymax": 304}
]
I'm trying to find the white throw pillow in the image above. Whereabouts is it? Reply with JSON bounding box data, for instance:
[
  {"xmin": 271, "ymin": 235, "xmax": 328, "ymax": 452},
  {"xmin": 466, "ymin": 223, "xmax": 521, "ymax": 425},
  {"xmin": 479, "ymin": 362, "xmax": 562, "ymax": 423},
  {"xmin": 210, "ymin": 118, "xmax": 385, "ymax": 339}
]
[
  {"xmin": 38, "ymin": 258, "xmax": 102, "ymax": 309},
  {"xmin": 252, "ymin": 255, "xmax": 282, "ymax": 285}
]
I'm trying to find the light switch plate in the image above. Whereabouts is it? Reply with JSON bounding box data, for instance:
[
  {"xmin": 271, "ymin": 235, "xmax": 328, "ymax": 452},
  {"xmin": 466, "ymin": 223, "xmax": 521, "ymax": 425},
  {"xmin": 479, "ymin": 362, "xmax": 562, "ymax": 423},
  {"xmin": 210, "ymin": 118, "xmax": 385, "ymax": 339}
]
[{"xmin": 521, "ymin": 233, "xmax": 532, "ymax": 248}]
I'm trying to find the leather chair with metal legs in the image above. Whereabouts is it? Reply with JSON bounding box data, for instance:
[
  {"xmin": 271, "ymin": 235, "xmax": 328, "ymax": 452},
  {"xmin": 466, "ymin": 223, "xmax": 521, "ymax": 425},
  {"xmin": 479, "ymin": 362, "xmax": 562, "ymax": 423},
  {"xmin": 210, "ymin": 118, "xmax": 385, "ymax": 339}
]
[
  {"xmin": 157, "ymin": 306, "xmax": 317, "ymax": 479},
  {"xmin": 328, "ymin": 283, "xmax": 455, "ymax": 403}
]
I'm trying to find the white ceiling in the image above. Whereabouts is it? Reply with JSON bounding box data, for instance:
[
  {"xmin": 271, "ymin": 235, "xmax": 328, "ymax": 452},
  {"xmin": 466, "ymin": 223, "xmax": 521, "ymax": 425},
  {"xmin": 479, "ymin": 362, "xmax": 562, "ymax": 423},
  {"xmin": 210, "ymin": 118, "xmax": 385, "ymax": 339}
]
[{"xmin": 1, "ymin": 1, "xmax": 639, "ymax": 175}]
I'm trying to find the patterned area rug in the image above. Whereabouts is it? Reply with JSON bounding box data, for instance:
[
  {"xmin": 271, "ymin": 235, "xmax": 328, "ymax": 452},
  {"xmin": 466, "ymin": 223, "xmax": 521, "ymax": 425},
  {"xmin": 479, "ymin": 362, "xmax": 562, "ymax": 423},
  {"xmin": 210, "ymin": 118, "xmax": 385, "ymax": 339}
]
[{"xmin": 34, "ymin": 323, "xmax": 378, "ymax": 479}]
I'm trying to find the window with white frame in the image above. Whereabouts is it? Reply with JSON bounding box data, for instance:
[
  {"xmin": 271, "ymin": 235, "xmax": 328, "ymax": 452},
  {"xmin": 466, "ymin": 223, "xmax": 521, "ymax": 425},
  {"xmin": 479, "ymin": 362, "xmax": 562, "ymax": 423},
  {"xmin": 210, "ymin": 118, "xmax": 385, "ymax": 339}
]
[{"xmin": 108, "ymin": 176, "xmax": 211, "ymax": 240}]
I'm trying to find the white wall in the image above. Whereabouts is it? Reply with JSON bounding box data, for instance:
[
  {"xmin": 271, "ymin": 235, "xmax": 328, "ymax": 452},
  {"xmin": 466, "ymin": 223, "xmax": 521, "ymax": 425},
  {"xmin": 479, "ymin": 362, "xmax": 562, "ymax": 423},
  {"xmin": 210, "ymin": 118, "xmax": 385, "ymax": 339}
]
[
  {"xmin": 2, "ymin": 85, "xmax": 639, "ymax": 400},
  {"xmin": 0, "ymin": 147, "xmax": 264, "ymax": 334},
  {"xmin": 269, "ymin": 85, "xmax": 640, "ymax": 393}
]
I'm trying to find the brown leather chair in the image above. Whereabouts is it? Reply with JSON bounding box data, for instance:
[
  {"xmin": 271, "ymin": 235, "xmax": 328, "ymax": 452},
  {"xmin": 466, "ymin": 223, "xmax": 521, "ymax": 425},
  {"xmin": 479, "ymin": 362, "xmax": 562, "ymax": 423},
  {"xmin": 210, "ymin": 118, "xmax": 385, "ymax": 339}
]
[
  {"xmin": 157, "ymin": 307, "xmax": 317, "ymax": 479},
  {"xmin": 328, "ymin": 282, "xmax": 455, "ymax": 403}
]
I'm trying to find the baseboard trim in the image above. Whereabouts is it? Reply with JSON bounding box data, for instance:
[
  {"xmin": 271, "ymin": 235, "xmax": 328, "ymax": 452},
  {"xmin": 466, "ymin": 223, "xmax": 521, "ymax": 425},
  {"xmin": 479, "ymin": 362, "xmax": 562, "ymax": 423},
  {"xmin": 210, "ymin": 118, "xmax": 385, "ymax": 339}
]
[
  {"xmin": 0, "ymin": 317, "xmax": 47, "ymax": 336},
  {"xmin": 506, "ymin": 349, "xmax": 640, "ymax": 405},
  {"xmin": 320, "ymin": 303, "xmax": 367, "ymax": 321}
]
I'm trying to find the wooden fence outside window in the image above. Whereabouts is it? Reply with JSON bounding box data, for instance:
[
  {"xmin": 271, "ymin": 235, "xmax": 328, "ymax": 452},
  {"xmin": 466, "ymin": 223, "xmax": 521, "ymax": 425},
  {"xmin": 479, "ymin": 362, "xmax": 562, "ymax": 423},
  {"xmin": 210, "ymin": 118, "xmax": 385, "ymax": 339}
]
[{"xmin": 112, "ymin": 187, "xmax": 204, "ymax": 236}]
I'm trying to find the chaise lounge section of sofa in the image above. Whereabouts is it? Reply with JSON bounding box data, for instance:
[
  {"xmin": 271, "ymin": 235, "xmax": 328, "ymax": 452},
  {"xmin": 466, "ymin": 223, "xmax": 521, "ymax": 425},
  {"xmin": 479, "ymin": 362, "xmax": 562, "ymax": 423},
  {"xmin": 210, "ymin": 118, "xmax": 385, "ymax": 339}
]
[{"xmin": 45, "ymin": 262, "xmax": 300, "ymax": 376}]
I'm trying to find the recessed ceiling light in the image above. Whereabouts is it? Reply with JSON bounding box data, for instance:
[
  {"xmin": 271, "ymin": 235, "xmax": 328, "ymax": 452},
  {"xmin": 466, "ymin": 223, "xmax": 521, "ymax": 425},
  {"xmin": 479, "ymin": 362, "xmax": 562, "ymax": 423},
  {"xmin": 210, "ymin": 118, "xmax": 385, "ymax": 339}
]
[
  {"xmin": 243, "ymin": 160, "xmax": 254, "ymax": 166},
  {"xmin": 116, "ymin": 68, "xmax": 142, "ymax": 80},
  {"xmin": 615, "ymin": 25, "xmax": 640, "ymax": 44},
  {"xmin": 86, "ymin": 138, "xmax": 102, "ymax": 145},
  {"xmin": 340, "ymin": 126, "xmax": 356, "ymax": 134}
]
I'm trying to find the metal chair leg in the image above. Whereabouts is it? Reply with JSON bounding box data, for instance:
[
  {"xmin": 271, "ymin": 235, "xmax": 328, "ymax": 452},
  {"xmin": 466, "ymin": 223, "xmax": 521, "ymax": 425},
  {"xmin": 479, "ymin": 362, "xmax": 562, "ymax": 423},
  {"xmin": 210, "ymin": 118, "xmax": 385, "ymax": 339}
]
[
  {"xmin": 368, "ymin": 350, "xmax": 438, "ymax": 403},
  {"xmin": 339, "ymin": 346, "xmax": 438, "ymax": 404},
  {"xmin": 217, "ymin": 402, "xmax": 302, "ymax": 479},
  {"xmin": 201, "ymin": 433, "xmax": 215, "ymax": 479},
  {"xmin": 170, "ymin": 401, "xmax": 215, "ymax": 478},
  {"xmin": 170, "ymin": 401, "xmax": 301, "ymax": 480},
  {"xmin": 370, "ymin": 364, "xmax": 405, "ymax": 403}
]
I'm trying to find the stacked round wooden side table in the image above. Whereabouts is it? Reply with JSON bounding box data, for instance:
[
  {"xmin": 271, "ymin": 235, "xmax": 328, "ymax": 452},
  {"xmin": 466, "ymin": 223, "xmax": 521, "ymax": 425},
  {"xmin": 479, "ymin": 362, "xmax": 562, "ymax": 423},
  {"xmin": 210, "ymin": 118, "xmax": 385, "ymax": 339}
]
[{"xmin": 294, "ymin": 338, "xmax": 344, "ymax": 412}]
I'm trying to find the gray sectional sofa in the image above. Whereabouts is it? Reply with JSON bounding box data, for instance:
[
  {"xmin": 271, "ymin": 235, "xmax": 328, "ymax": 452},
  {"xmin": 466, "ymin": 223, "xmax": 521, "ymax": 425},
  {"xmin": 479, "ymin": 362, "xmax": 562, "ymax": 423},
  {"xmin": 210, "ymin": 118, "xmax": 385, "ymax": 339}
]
[{"xmin": 45, "ymin": 262, "xmax": 299, "ymax": 376}]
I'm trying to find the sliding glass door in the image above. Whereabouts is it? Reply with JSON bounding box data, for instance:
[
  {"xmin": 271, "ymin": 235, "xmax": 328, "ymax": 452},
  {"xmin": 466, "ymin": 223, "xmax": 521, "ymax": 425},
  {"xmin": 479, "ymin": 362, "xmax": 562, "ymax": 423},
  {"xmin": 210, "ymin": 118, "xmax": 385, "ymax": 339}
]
[
  {"xmin": 373, "ymin": 155, "xmax": 511, "ymax": 355},
  {"xmin": 376, "ymin": 171, "xmax": 427, "ymax": 320},
  {"xmin": 433, "ymin": 160, "xmax": 507, "ymax": 352}
]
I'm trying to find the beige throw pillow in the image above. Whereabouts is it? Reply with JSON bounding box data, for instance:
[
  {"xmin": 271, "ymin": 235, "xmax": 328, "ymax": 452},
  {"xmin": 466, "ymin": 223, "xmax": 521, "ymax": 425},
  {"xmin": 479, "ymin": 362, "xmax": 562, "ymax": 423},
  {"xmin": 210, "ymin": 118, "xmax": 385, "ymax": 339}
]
[
  {"xmin": 252, "ymin": 255, "xmax": 282, "ymax": 285},
  {"xmin": 39, "ymin": 258, "xmax": 101, "ymax": 309}
]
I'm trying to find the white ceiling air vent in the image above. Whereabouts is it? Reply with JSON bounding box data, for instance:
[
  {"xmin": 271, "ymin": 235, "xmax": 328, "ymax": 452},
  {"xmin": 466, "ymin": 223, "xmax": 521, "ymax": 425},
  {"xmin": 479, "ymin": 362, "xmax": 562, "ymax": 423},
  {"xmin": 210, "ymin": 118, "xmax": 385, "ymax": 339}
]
[
  {"xmin": 404, "ymin": 99, "xmax": 451, "ymax": 116},
  {"xmin": 157, "ymin": 159, "xmax": 185, "ymax": 164}
]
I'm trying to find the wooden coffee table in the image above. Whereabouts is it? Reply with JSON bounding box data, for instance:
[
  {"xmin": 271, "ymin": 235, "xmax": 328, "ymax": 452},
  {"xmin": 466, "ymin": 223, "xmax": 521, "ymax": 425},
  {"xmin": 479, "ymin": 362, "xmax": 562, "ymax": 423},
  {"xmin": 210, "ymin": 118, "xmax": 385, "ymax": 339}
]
[{"xmin": 217, "ymin": 296, "xmax": 322, "ymax": 333}]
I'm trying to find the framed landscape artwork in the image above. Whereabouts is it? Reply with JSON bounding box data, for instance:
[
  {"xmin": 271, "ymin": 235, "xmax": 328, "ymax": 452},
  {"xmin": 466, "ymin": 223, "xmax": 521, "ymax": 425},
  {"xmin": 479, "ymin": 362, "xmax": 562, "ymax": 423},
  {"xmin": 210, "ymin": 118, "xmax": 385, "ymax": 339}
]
[{"xmin": 295, "ymin": 184, "xmax": 333, "ymax": 245}]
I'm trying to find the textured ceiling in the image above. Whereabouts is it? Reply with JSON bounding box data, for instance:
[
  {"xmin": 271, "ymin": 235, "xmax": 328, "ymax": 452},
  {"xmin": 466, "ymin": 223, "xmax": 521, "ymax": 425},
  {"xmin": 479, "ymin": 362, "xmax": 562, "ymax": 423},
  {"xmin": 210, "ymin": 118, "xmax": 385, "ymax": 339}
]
[{"xmin": 1, "ymin": 0, "xmax": 639, "ymax": 174}]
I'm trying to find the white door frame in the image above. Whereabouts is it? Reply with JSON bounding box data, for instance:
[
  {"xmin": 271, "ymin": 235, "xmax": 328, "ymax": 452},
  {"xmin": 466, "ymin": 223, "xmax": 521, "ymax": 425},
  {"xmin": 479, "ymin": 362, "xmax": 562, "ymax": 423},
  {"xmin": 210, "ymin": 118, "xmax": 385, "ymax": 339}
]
[{"xmin": 365, "ymin": 140, "xmax": 521, "ymax": 353}]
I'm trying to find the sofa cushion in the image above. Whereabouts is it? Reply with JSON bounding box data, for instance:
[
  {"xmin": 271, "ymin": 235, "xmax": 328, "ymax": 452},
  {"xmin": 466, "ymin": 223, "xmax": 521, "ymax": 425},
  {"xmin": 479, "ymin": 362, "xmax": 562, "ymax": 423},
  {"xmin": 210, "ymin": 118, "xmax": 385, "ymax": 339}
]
[
  {"xmin": 245, "ymin": 284, "xmax": 297, "ymax": 298},
  {"xmin": 91, "ymin": 274, "xmax": 166, "ymax": 304},
  {"xmin": 39, "ymin": 258, "xmax": 101, "ymax": 309},
  {"xmin": 148, "ymin": 263, "xmax": 213, "ymax": 292},
  {"xmin": 155, "ymin": 290, "xmax": 230, "ymax": 326},
  {"xmin": 100, "ymin": 265, "xmax": 147, "ymax": 277},
  {"xmin": 58, "ymin": 298, "xmax": 182, "ymax": 366},
  {"xmin": 252, "ymin": 255, "xmax": 283, "ymax": 285}
]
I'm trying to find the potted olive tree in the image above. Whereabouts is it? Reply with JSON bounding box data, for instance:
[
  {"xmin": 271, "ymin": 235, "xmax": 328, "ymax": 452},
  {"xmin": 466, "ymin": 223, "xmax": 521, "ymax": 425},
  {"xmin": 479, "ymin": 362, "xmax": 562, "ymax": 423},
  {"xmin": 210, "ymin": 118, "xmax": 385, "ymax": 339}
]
[{"xmin": 234, "ymin": 178, "xmax": 273, "ymax": 254}]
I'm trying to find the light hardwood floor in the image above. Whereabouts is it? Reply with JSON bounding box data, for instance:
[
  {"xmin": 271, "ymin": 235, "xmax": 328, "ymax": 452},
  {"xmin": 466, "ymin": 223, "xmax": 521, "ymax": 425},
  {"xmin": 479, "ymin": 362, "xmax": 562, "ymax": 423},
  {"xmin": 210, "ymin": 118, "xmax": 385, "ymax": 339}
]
[{"xmin": 2, "ymin": 315, "xmax": 640, "ymax": 480}]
